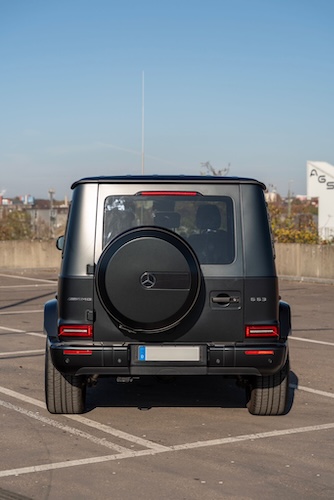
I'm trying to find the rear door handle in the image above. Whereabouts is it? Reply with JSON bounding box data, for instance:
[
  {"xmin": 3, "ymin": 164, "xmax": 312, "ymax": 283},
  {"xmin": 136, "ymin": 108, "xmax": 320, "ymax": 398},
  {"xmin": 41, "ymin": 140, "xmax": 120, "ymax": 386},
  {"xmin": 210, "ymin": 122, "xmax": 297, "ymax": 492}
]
[{"xmin": 211, "ymin": 296, "xmax": 240, "ymax": 304}]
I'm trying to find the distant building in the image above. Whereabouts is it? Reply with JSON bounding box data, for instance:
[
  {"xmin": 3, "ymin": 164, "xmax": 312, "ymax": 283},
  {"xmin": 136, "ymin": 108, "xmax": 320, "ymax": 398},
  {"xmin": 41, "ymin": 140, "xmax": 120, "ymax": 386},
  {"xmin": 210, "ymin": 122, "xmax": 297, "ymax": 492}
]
[
  {"xmin": 264, "ymin": 191, "xmax": 279, "ymax": 203},
  {"xmin": 19, "ymin": 194, "xmax": 35, "ymax": 205},
  {"xmin": 0, "ymin": 198, "xmax": 13, "ymax": 206},
  {"xmin": 307, "ymin": 161, "xmax": 334, "ymax": 239},
  {"xmin": 28, "ymin": 206, "xmax": 68, "ymax": 239},
  {"xmin": 295, "ymin": 195, "xmax": 308, "ymax": 202},
  {"xmin": 0, "ymin": 194, "xmax": 69, "ymax": 239}
]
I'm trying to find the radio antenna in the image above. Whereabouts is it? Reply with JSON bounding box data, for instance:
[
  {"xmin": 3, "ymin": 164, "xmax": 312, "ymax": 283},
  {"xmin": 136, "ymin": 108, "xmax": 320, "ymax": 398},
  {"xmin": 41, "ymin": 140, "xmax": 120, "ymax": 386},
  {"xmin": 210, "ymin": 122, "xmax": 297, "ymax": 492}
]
[{"xmin": 141, "ymin": 70, "xmax": 145, "ymax": 175}]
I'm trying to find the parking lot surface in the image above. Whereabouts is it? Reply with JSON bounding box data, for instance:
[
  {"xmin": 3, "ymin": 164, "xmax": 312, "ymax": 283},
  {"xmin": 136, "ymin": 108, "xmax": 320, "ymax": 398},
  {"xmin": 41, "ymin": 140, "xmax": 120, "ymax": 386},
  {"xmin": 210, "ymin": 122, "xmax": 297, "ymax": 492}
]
[{"xmin": 0, "ymin": 269, "xmax": 333, "ymax": 499}]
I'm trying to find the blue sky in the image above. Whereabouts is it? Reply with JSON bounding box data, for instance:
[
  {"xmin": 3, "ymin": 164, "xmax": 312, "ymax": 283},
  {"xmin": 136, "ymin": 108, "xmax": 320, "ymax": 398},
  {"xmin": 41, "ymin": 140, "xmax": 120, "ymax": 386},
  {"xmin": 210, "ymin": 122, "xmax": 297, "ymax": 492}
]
[{"xmin": 1, "ymin": 0, "xmax": 333, "ymax": 199}]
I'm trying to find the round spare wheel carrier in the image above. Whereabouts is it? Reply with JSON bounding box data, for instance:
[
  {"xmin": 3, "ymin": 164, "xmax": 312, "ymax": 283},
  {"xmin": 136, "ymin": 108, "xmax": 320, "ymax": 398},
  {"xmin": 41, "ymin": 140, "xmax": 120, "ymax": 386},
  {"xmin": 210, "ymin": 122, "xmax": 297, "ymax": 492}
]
[{"xmin": 96, "ymin": 227, "xmax": 201, "ymax": 333}]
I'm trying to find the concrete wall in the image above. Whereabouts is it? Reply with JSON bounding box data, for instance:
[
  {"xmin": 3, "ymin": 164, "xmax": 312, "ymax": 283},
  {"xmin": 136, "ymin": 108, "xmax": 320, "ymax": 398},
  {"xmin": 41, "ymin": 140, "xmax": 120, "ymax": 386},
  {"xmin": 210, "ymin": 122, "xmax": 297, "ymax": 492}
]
[
  {"xmin": 275, "ymin": 243, "xmax": 334, "ymax": 281},
  {"xmin": 0, "ymin": 240, "xmax": 334, "ymax": 281},
  {"xmin": 0, "ymin": 240, "xmax": 60, "ymax": 269}
]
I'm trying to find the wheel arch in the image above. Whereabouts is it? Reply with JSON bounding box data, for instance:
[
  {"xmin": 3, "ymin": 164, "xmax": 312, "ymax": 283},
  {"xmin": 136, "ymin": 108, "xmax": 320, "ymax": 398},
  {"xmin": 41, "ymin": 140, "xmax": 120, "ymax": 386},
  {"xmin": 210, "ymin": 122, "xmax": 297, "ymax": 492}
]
[
  {"xmin": 44, "ymin": 298, "xmax": 58, "ymax": 338},
  {"xmin": 279, "ymin": 300, "xmax": 291, "ymax": 339}
]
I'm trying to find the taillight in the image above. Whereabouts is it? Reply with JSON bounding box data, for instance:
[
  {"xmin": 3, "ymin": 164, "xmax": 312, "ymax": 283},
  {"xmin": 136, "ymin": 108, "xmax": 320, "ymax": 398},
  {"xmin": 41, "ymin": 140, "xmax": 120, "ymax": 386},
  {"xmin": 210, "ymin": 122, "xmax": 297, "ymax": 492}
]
[
  {"xmin": 244, "ymin": 350, "xmax": 275, "ymax": 355},
  {"xmin": 63, "ymin": 349, "xmax": 93, "ymax": 355},
  {"xmin": 59, "ymin": 325, "xmax": 93, "ymax": 338},
  {"xmin": 138, "ymin": 191, "xmax": 199, "ymax": 196},
  {"xmin": 245, "ymin": 325, "xmax": 279, "ymax": 338}
]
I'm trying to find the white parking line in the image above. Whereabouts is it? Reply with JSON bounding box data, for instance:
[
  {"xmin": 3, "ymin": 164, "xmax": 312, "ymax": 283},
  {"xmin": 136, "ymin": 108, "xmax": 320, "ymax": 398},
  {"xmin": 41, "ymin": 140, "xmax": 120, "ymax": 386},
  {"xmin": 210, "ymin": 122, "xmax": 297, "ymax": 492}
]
[
  {"xmin": 0, "ymin": 326, "xmax": 24, "ymax": 332},
  {"xmin": 0, "ymin": 310, "xmax": 44, "ymax": 315},
  {"xmin": 0, "ymin": 450, "xmax": 153, "ymax": 478},
  {"xmin": 0, "ymin": 349, "xmax": 44, "ymax": 357},
  {"xmin": 1, "ymin": 422, "xmax": 334, "ymax": 478},
  {"xmin": 66, "ymin": 414, "xmax": 170, "ymax": 452},
  {"xmin": 290, "ymin": 384, "xmax": 334, "ymax": 399},
  {"xmin": 170, "ymin": 423, "xmax": 334, "ymax": 451},
  {"xmin": 0, "ymin": 400, "xmax": 129, "ymax": 453},
  {"xmin": 0, "ymin": 386, "xmax": 51, "ymax": 409},
  {"xmin": 0, "ymin": 273, "xmax": 56, "ymax": 284},
  {"xmin": 26, "ymin": 331, "xmax": 45, "ymax": 338},
  {"xmin": 0, "ymin": 284, "xmax": 56, "ymax": 289},
  {"xmin": 0, "ymin": 386, "xmax": 169, "ymax": 452},
  {"xmin": 0, "ymin": 326, "xmax": 44, "ymax": 337},
  {"xmin": 291, "ymin": 336, "xmax": 334, "ymax": 347}
]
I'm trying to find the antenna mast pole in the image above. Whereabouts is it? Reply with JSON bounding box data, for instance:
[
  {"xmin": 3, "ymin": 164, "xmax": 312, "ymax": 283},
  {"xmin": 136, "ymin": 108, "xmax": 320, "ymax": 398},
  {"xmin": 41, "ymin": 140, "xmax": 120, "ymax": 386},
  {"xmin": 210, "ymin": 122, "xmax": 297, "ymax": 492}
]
[{"xmin": 141, "ymin": 70, "xmax": 145, "ymax": 175}]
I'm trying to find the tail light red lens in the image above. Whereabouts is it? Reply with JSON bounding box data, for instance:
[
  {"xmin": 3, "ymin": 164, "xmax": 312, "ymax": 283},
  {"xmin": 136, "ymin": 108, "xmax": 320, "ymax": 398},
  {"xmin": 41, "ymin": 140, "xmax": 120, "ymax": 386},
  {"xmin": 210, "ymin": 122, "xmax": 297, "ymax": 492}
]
[
  {"xmin": 245, "ymin": 325, "xmax": 279, "ymax": 338},
  {"xmin": 63, "ymin": 349, "xmax": 93, "ymax": 355},
  {"xmin": 244, "ymin": 350, "xmax": 275, "ymax": 356},
  {"xmin": 138, "ymin": 191, "xmax": 199, "ymax": 196},
  {"xmin": 59, "ymin": 325, "xmax": 93, "ymax": 338}
]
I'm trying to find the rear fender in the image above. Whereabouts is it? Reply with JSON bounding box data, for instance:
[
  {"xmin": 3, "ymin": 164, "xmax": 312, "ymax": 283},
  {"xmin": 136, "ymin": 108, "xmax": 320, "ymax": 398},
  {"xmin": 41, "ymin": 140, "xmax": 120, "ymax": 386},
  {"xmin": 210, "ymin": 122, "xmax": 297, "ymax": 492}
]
[
  {"xmin": 44, "ymin": 299, "xmax": 58, "ymax": 339},
  {"xmin": 279, "ymin": 300, "xmax": 291, "ymax": 340}
]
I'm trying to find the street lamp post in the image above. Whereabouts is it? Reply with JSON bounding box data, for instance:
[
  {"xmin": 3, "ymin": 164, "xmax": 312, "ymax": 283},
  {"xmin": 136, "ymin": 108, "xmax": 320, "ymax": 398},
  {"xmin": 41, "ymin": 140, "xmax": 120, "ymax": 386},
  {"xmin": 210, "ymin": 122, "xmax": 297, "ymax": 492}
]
[{"xmin": 48, "ymin": 189, "xmax": 55, "ymax": 239}]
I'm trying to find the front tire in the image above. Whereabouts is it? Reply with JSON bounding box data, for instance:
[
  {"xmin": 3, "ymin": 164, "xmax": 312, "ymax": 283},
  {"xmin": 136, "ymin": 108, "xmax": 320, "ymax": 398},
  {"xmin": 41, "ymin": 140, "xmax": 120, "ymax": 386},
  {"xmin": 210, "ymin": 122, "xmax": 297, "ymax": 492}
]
[
  {"xmin": 246, "ymin": 357, "xmax": 290, "ymax": 416},
  {"xmin": 45, "ymin": 341, "xmax": 86, "ymax": 414}
]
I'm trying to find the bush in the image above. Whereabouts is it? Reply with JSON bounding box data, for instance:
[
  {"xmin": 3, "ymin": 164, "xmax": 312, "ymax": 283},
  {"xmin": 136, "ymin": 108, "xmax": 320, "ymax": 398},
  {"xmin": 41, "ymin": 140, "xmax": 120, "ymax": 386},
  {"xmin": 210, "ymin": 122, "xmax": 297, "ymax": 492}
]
[
  {"xmin": 267, "ymin": 203, "xmax": 321, "ymax": 244},
  {"xmin": 273, "ymin": 227, "xmax": 319, "ymax": 244},
  {"xmin": 0, "ymin": 210, "xmax": 32, "ymax": 240}
]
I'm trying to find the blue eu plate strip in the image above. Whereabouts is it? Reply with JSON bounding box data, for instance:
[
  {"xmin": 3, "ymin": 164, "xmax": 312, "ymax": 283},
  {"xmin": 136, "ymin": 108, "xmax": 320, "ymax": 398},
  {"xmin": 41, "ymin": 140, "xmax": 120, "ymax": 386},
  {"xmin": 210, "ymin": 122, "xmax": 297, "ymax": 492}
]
[{"xmin": 138, "ymin": 346, "xmax": 146, "ymax": 361}]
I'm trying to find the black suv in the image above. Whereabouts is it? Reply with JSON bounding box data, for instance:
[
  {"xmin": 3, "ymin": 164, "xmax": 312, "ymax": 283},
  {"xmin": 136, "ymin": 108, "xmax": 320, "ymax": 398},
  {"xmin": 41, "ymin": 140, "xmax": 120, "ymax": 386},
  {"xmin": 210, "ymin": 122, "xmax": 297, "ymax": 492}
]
[{"xmin": 44, "ymin": 175, "xmax": 291, "ymax": 415}]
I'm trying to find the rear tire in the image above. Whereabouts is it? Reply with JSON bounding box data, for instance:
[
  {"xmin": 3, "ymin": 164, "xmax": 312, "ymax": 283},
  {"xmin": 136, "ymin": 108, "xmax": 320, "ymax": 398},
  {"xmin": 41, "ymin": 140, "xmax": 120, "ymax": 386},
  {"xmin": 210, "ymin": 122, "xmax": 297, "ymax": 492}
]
[
  {"xmin": 45, "ymin": 341, "xmax": 86, "ymax": 414},
  {"xmin": 246, "ymin": 357, "xmax": 290, "ymax": 416}
]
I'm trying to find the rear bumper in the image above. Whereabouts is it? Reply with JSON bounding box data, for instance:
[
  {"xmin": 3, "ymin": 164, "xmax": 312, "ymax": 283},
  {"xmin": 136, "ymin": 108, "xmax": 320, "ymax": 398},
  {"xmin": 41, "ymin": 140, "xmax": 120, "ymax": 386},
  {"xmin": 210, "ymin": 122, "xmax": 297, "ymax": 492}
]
[{"xmin": 49, "ymin": 341, "xmax": 288, "ymax": 377}]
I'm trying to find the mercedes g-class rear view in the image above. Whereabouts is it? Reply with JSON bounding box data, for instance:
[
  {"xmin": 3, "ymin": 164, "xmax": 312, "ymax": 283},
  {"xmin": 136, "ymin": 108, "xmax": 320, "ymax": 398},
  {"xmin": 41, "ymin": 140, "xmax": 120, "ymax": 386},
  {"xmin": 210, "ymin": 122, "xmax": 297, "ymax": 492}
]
[{"xmin": 44, "ymin": 176, "xmax": 291, "ymax": 415}]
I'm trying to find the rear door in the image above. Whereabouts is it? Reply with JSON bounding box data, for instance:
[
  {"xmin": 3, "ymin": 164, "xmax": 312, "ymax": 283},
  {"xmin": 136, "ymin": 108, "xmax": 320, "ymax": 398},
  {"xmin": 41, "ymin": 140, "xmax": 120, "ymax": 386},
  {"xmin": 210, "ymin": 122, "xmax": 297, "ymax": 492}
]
[{"xmin": 93, "ymin": 183, "xmax": 245, "ymax": 343}]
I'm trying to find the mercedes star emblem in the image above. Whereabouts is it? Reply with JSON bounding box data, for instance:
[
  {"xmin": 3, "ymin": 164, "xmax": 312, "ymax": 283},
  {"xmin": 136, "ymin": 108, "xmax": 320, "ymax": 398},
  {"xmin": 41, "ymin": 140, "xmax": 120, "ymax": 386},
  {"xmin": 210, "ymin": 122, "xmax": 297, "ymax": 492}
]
[{"xmin": 140, "ymin": 272, "xmax": 156, "ymax": 289}]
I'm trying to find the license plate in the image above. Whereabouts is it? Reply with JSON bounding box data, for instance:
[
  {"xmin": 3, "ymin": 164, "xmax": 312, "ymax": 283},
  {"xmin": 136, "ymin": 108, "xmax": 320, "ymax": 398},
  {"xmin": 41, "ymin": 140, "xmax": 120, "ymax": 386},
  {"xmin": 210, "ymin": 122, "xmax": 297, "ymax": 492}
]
[{"xmin": 138, "ymin": 346, "xmax": 200, "ymax": 362}]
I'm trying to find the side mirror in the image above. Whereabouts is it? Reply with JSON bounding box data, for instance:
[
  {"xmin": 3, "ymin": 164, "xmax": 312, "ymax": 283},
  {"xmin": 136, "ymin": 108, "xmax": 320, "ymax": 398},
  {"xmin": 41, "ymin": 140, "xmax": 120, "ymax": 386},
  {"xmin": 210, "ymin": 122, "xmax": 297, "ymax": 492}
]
[{"xmin": 56, "ymin": 235, "xmax": 65, "ymax": 251}]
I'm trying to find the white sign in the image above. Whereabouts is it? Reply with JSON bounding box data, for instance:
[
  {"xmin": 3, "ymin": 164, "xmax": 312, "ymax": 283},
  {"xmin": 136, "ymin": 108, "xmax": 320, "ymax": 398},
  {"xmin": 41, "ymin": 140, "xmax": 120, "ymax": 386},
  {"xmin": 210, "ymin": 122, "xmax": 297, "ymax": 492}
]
[{"xmin": 307, "ymin": 161, "xmax": 334, "ymax": 239}]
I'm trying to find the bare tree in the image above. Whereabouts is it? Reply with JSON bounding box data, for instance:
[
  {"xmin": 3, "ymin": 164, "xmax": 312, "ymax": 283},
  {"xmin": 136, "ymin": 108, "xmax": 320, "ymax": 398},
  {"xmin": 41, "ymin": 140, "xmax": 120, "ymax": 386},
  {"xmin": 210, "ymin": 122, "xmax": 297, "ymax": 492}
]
[{"xmin": 200, "ymin": 161, "xmax": 230, "ymax": 177}]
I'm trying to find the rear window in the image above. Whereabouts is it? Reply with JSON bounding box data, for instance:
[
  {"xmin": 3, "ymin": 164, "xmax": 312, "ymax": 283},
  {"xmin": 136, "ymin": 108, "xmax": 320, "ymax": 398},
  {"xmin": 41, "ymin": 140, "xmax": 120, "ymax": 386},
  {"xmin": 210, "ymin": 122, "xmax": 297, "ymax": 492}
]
[{"xmin": 103, "ymin": 194, "xmax": 235, "ymax": 264}]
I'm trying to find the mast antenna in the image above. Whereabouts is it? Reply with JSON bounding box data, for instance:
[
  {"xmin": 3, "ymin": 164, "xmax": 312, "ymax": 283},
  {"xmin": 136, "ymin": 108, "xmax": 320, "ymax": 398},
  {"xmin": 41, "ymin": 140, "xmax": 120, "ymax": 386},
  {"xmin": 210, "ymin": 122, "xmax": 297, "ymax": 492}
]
[{"xmin": 141, "ymin": 70, "xmax": 145, "ymax": 175}]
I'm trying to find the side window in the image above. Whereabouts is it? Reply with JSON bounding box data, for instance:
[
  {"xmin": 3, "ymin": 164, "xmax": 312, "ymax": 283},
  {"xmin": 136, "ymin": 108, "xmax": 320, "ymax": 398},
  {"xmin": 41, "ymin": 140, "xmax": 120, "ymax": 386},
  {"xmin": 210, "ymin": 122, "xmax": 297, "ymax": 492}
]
[
  {"xmin": 265, "ymin": 202, "xmax": 276, "ymax": 259},
  {"xmin": 58, "ymin": 202, "xmax": 72, "ymax": 258}
]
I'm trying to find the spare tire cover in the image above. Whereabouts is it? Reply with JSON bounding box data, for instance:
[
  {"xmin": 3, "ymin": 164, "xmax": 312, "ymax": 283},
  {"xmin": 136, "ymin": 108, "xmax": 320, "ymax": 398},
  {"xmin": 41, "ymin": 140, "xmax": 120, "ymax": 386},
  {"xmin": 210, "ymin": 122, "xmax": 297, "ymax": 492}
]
[{"xmin": 96, "ymin": 227, "xmax": 201, "ymax": 333}]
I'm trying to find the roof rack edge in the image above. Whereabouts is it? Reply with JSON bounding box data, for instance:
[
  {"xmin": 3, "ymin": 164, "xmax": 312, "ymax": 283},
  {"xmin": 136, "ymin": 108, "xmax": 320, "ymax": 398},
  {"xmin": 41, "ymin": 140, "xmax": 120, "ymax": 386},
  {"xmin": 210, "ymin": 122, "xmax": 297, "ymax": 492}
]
[{"xmin": 71, "ymin": 175, "xmax": 266, "ymax": 191}]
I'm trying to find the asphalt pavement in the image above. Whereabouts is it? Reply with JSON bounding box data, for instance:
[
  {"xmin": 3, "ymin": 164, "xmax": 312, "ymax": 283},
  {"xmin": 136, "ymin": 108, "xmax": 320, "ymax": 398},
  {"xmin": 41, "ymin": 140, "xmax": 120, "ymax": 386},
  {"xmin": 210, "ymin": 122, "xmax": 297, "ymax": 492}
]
[{"xmin": 0, "ymin": 269, "xmax": 333, "ymax": 500}]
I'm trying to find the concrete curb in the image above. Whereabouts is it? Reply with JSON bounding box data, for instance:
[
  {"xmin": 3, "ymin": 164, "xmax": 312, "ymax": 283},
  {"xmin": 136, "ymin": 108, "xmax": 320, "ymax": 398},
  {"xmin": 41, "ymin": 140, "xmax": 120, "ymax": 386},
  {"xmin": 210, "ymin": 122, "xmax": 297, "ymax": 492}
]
[{"xmin": 279, "ymin": 275, "xmax": 334, "ymax": 285}]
